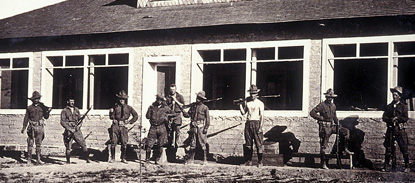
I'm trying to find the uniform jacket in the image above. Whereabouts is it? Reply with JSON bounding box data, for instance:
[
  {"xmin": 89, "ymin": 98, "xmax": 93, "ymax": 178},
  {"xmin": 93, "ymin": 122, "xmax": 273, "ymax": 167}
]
[
  {"xmin": 60, "ymin": 106, "xmax": 80, "ymax": 130},
  {"xmin": 184, "ymin": 102, "xmax": 210, "ymax": 129},
  {"xmin": 310, "ymin": 100, "xmax": 339, "ymax": 124},
  {"xmin": 146, "ymin": 102, "xmax": 172, "ymax": 126},
  {"xmin": 382, "ymin": 101, "xmax": 408, "ymax": 126},
  {"xmin": 166, "ymin": 92, "xmax": 185, "ymax": 114},
  {"xmin": 22, "ymin": 102, "xmax": 50, "ymax": 129},
  {"xmin": 109, "ymin": 103, "xmax": 138, "ymax": 123}
]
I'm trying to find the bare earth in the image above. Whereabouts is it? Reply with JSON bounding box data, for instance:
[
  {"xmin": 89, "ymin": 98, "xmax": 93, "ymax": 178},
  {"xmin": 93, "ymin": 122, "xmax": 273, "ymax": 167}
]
[{"xmin": 1, "ymin": 156, "xmax": 415, "ymax": 182}]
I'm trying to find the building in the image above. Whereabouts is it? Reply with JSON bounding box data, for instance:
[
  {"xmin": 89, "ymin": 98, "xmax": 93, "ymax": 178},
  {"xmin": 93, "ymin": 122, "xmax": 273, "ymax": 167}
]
[{"xmin": 1, "ymin": 0, "xmax": 415, "ymax": 162}]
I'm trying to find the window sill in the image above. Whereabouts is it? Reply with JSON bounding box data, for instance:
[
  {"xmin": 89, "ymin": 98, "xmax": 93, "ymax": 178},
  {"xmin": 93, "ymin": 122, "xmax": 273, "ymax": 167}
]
[{"xmin": 209, "ymin": 110, "xmax": 308, "ymax": 117}]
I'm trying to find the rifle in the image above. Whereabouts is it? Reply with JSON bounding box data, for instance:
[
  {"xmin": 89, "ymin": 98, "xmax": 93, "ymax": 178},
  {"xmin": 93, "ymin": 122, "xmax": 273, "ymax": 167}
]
[
  {"xmin": 233, "ymin": 95, "xmax": 280, "ymax": 105},
  {"xmin": 335, "ymin": 122, "xmax": 342, "ymax": 169},
  {"xmin": 182, "ymin": 97, "xmax": 223, "ymax": 109},
  {"xmin": 390, "ymin": 118, "xmax": 398, "ymax": 168},
  {"xmin": 76, "ymin": 105, "xmax": 93, "ymax": 129}
]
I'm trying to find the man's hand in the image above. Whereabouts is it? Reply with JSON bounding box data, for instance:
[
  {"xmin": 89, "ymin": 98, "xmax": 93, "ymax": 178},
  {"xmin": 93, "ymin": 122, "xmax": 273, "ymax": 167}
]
[
  {"xmin": 67, "ymin": 128, "xmax": 75, "ymax": 133},
  {"xmin": 110, "ymin": 108, "xmax": 114, "ymax": 113},
  {"xmin": 202, "ymin": 128, "xmax": 207, "ymax": 134}
]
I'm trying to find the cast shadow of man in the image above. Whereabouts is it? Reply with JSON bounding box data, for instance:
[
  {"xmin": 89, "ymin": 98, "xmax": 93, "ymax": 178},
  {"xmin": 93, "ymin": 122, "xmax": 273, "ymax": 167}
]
[
  {"xmin": 264, "ymin": 125, "xmax": 301, "ymax": 164},
  {"xmin": 335, "ymin": 116, "xmax": 374, "ymax": 169}
]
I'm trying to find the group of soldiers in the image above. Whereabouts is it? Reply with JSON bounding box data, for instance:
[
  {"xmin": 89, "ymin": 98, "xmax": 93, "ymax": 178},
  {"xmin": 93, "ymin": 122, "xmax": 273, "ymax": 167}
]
[
  {"xmin": 20, "ymin": 84, "xmax": 410, "ymax": 172},
  {"xmin": 310, "ymin": 86, "xmax": 410, "ymax": 172}
]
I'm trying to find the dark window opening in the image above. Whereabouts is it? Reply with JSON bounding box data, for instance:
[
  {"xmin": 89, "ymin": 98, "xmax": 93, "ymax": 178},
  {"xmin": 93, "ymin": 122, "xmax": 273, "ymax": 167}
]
[
  {"xmin": 1, "ymin": 70, "xmax": 28, "ymax": 109},
  {"xmin": 278, "ymin": 46, "xmax": 303, "ymax": 59},
  {"xmin": 0, "ymin": 59, "xmax": 11, "ymax": 68},
  {"xmin": 48, "ymin": 56, "xmax": 63, "ymax": 67},
  {"xmin": 330, "ymin": 44, "xmax": 356, "ymax": 57},
  {"xmin": 13, "ymin": 58, "xmax": 29, "ymax": 68},
  {"xmin": 109, "ymin": 54, "xmax": 128, "ymax": 65},
  {"xmin": 94, "ymin": 67, "xmax": 128, "ymax": 109},
  {"xmin": 203, "ymin": 64, "xmax": 245, "ymax": 110},
  {"xmin": 398, "ymin": 58, "xmax": 415, "ymax": 111},
  {"xmin": 224, "ymin": 49, "xmax": 246, "ymax": 61},
  {"xmin": 52, "ymin": 69, "xmax": 83, "ymax": 109},
  {"xmin": 395, "ymin": 42, "xmax": 415, "ymax": 55},
  {"xmin": 89, "ymin": 55, "xmax": 105, "ymax": 65},
  {"xmin": 360, "ymin": 43, "xmax": 388, "ymax": 57},
  {"xmin": 65, "ymin": 56, "xmax": 84, "ymax": 66},
  {"xmin": 253, "ymin": 48, "xmax": 275, "ymax": 60},
  {"xmin": 257, "ymin": 62, "xmax": 303, "ymax": 110},
  {"xmin": 200, "ymin": 50, "xmax": 220, "ymax": 62},
  {"xmin": 334, "ymin": 59, "xmax": 387, "ymax": 111}
]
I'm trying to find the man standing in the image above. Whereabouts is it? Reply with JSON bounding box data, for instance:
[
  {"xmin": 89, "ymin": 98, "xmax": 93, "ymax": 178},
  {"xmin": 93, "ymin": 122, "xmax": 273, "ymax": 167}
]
[
  {"xmin": 109, "ymin": 90, "xmax": 138, "ymax": 163},
  {"xmin": 60, "ymin": 97, "xmax": 90, "ymax": 164},
  {"xmin": 21, "ymin": 91, "xmax": 51, "ymax": 165},
  {"xmin": 239, "ymin": 85, "xmax": 264, "ymax": 167},
  {"xmin": 165, "ymin": 84, "xmax": 185, "ymax": 161},
  {"xmin": 183, "ymin": 91, "xmax": 210, "ymax": 165},
  {"xmin": 310, "ymin": 88, "xmax": 352, "ymax": 169},
  {"xmin": 145, "ymin": 93, "xmax": 172, "ymax": 165},
  {"xmin": 382, "ymin": 86, "xmax": 410, "ymax": 172}
]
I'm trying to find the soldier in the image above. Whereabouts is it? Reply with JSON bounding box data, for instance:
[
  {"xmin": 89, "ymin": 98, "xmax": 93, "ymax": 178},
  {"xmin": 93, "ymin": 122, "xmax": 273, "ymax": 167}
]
[
  {"xmin": 60, "ymin": 97, "xmax": 90, "ymax": 164},
  {"xmin": 145, "ymin": 93, "xmax": 172, "ymax": 165},
  {"xmin": 183, "ymin": 91, "xmax": 210, "ymax": 165},
  {"xmin": 21, "ymin": 91, "xmax": 51, "ymax": 165},
  {"xmin": 310, "ymin": 88, "xmax": 352, "ymax": 169},
  {"xmin": 382, "ymin": 86, "xmax": 410, "ymax": 172},
  {"xmin": 108, "ymin": 90, "xmax": 138, "ymax": 163},
  {"xmin": 239, "ymin": 85, "xmax": 264, "ymax": 167},
  {"xmin": 165, "ymin": 84, "xmax": 185, "ymax": 160}
]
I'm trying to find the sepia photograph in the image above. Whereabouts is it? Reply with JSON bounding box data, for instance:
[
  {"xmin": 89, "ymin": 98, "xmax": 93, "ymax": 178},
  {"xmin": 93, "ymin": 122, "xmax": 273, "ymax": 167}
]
[{"xmin": 1, "ymin": 0, "xmax": 415, "ymax": 182}]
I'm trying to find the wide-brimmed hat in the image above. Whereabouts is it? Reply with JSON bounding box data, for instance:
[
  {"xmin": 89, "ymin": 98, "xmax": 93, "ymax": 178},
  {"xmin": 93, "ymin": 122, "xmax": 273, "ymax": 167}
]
[
  {"xmin": 390, "ymin": 86, "xmax": 403, "ymax": 96},
  {"xmin": 196, "ymin": 91, "xmax": 207, "ymax": 100},
  {"xmin": 28, "ymin": 91, "xmax": 42, "ymax": 100},
  {"xmin": 116, "ymin": 90, "xmax": 128, "ymax": 99},
  {"xmin": 247, "ymin": 84, "xmax": 260, "ymax": 94},
  {"xmin": 156, "ymin": 93, "xmax": 166, "ymax": 100},
  {"xmin": 324, "ymin": 88, "xmax": 337, "ymax": 98}
]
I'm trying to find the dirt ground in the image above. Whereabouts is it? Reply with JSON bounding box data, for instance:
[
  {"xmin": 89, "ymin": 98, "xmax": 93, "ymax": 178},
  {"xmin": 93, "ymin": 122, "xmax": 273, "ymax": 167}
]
[{"xmin": 1, "ymin": 154, "xmax": 415, "ymax": 183}]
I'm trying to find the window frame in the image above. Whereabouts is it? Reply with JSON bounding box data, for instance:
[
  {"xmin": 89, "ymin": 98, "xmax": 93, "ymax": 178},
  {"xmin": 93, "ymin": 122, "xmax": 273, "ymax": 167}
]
[
  {"xmin": 322, "ymin": 34, "xmax": 415, "ymax": 118},
  {"xmin": 191, "ymin": 40, "xmax": 311, "ymax": 117},
  {"xmin": 0, "ymin": 52, "xmax": 33, "ymax": 114},
  {"xmin": 41, "ymin": 48, "xmax": 134, "ymax": 115}
]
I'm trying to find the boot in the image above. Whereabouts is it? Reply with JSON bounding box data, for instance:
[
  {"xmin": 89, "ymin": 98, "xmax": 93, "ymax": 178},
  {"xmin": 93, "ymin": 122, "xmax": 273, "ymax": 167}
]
[
  {"xmin": 65, "ymin": 150, "xmax": 71, "ymax": 164},
  {"xmin": 155, "ymin": 147, "xmax": 163, "ymax": 165},
  {"xmin": 202, "ymin": 150, "xmax": 208, "ymax": 165},
  {"xmin": 321, "ymin": 153, "xmax": 328, "ymax": 169},
  {"xmin": 185, "ymin": 149, "xmax": 195, "ymax": 165},
  {"xmin": 382, "ymin": 153, "xmax": 391, "ymax": 172},
  {"xmin": 404, "ymin": 154, "xmax": 410, "ymax": 173},
  {"xmin": 108, "ymin": 146, "xmax": 115, "ymax": 163},
  {"xmin": 84, "ymin": 150, "xmax": 90, "ymax": 163},
  {"xmin": 244, "ymin": 146, "xmax": 252, "ymax": 166},
  {"xmin": 343, "ymin": 140, "xmax": 353, "ymax": 155},
  {"xmin": 145, "ymin": 149, "xmax": 151, "ymax": 165},
  {"xmin": 121, "ymin": 146, "xmax": 127, "ymax": 164},
  {"xmin": 27, "ymin": 147, "xmax": 32, "ymax": 165},
  {"xmin": 36, "ymin": 148, "xmax": 43, "ymax": 165},
  {"xmin": 257, "ymin": 153, "xmax": 263, "ymax": 168}
]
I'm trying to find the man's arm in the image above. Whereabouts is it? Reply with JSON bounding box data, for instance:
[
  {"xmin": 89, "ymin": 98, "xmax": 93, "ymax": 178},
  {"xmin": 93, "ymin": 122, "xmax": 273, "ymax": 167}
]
[
  {"xmin": 239, "ymin": 101, "xmax": 247, "ymax": 115},
  {"xmin": 397, "ymin": 104, "xmax": 409, "ymax": 123},
  {"xmin": 109, "ymin": 106, "xmax": 115, "ymax": 120},
  {"xmin": 203, "ymin": 106, "xmax": 210, "ymax": 134},
  {"xmin": 21, "ymin": 109, "xmax": 29, "ymax": 133},
  {"xmin": 310, "ymin": 104, "xmax": 324, "ymax": 121},
  {"xmin": 259, "ymin": 102, "xmax": 264, "ymax": 133},
  {"xmin": 60, "ymin": 110, "xmax": 73, "ymax": 132},
  {"xmin": 145, "ymin": 106, "xmax": 152, "ymax": 120},
  {"xmin": 129, "ymin": 105, "xmax": 139, "ymax": 124}
]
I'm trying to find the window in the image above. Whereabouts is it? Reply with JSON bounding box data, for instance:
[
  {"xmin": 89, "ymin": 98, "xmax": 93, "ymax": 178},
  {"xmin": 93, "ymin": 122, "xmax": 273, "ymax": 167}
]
[
  {"xmin": 192, "ymin": 40, "xmax": 310, "ymax": 115},
  {"xmin": 323, "ymin": 35, "xmax": 415, "ymax": 115},
  {"xmin": 42, "ymin": 50, "xmax": 131, "ymax": 110},
  {"xmin": 0, "ymin": 56, "xmax": 30, "ymax": 109}
]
